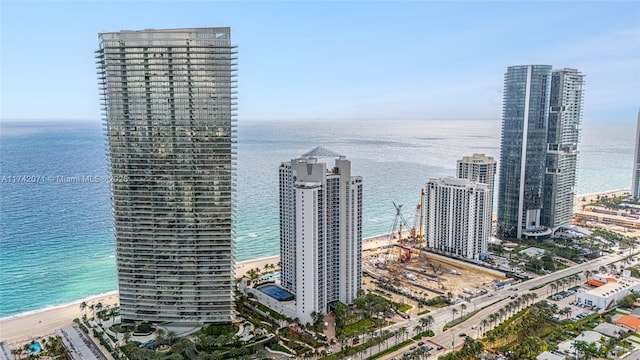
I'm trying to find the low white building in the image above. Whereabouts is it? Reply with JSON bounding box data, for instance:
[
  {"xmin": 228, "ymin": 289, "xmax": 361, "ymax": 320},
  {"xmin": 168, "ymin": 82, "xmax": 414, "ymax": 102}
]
[
  {"xmin": 238, "ymin": 278, "xmax": 298, "ymax": 321},
  {"xmin": 576, "ymin": 275, "xmax": 640, "ymax": 311}
]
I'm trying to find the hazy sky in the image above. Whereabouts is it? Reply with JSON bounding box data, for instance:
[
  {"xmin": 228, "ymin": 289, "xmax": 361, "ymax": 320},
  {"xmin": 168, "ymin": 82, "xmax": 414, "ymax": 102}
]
[{"xmin": 1, "ymin": 1, "xmax": 638, "ymax": 123}]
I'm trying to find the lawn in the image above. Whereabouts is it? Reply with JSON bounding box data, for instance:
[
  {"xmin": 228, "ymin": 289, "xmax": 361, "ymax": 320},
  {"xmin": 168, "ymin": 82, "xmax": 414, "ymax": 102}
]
[{"xmin": 343, "ymin": 319, "xmax": 374, "ymax": 336}]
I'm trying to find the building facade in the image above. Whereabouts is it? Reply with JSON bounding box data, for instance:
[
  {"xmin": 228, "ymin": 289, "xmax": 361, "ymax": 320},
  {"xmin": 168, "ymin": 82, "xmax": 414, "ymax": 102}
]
[
  {"xmin": 424, "ymin": 177, "xmax": 489, "ymax": 260},
  {"xmin": 497, "ymin": 65, "xmax": 553, "ymax": 239},
  {"xmin": 542, "ymin": 69, "xmax": 585, "ymax": 230},
  {"xmin": 456, "ymin": 153, "xmax": 496, "ymax": 242},
  {"xmin": 279, "ymin": 147, "xmax": 362, "ymax": 324},
  {"xmin": 97, "ymin": 28, "xmax": 237, "ymax": 324},
  {"xmin": 633, "ymin": 111, "xmax": 640, "ymax": 200}
]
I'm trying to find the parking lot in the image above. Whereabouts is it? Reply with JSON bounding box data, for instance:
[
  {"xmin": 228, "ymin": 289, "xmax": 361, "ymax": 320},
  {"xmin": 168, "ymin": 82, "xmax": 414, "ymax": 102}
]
[{"xmin": 550, "ymin": 287, "xmax": 598, "ymax": 321}]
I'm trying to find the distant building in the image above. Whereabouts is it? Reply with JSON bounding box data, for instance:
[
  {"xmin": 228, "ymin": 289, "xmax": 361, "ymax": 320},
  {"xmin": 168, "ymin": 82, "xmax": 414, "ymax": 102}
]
[
  {"xmin": 633, "ymin": 111, "xmax": 640, "ymax": 200},
  {"xmin": 542, "ymin": 69, "xmax": 585, "ymax": 230},
  {"xmin": 519, "ymin": 247, "xmax": 546, "ymax": 259},
  {"xmin": 279, "ymin": 147, "xmax": 363, "ymax": 324},
  {"xmin": 0, "ymin": 342, "xmax": 14, "ymax": 360},
  {"xmin": 497, "ymin": 65, "xmax": 586, "ymax": 239},
  {"xmin": 615, "ymin": 314, "xmax": 640, "ymax": 332},
  {"xmin": 577, "ymin": 275, "xmax": 640, "ymax": 310},
  {"xmin": 97, "ymin": 28, "xmax": 237, "ymax": 324},
  {"xmin": 424, "ymin": 177, "xmax": 489, "ymax": 260},
  {"xmin": 457, "ymin": 153, "xmax": 496, "ymax": 240},
  {"xmin": 593, "ymin": 323, "xmax": 628, "ymax": 339},
  {"xmin": 536, "ymin": 351, "xmax": 566, "ymax": 360},
  {"xmin": 497, "ymin": 65, "xmax": 553, "ymax": 239}
]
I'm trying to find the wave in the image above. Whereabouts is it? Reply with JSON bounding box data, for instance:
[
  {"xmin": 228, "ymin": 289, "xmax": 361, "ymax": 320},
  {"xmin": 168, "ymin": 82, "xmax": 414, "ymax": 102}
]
[{"xmin": 0, "ymin": 290, "xmax": 118, "ymax": 322}]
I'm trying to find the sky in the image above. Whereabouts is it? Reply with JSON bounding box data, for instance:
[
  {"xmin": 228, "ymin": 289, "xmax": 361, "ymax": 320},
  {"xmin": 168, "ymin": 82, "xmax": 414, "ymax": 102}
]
[{"xmin": 1, "ymin": 1, "xmax": 639, "ymax": 123}]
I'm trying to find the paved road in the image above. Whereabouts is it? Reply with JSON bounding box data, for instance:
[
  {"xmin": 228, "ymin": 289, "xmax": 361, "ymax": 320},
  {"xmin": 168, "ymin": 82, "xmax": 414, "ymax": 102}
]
[{"xmin": 375, "ymin": 251, "xmax": 633, "ymax": 360}]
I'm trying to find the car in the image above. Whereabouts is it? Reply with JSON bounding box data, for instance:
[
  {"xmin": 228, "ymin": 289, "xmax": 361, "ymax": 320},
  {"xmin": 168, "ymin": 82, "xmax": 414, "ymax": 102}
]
[
  {"xmin": 326, "ymin": 349, "xmax": 333, "ymax": 354},
  {"xmin": 409, "ymin": 346, "xmax": 417, "ymax": 351},
  {"xmin": 487, "ymin": 293, "xmax": 494, "ymax": 297},
  {"xmin": 471, "ymin": 325, "xmax": 478, "ymax": 330},
  {"xmin": 437, "ymin": 346, "xmax": 444, "ymax": 351},
  {"xmin": 418, "ymin": 341, "xmax": 426, "ymax": 347},
  {"xmin": 458, "ymin": 332, "xmax": 467, "ymax": 337}
]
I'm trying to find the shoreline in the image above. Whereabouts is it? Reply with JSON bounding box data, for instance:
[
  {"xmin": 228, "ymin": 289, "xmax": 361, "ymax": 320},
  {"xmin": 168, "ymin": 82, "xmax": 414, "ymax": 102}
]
[{"xmin": 1, "ymin": 188, "xmax": 631, "ymax": 343}]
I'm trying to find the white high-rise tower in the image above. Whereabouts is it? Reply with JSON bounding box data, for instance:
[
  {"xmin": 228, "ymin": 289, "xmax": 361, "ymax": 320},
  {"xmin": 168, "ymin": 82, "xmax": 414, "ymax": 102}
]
[{"xmin": 279, "ymin": 147, "xmax": 362, "ymax": 324}]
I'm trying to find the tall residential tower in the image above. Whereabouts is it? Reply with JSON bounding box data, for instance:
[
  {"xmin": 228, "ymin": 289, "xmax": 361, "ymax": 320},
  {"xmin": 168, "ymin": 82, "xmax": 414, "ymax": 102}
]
[
  {"xmin": 497, "ymin": 65, "xmax": 553, "ymax": 239},
  {"xmin": 456, "ymin": 153, "xmax": 496, "ymax": 243},
  {"xmin": 542, "ymin": 69, "xmax": 585, "ymax": 229},
  {"xmin": 97, "ymin": 28, "xmax": 237, "ymax": 324},
  {"xmin": 279, "ymin": 147, "xmax": 362, "ymax": 324},
  {"xmin": 424, "ymin": 177, "xmax": 489, "ymax": 260},
  {"xmin": 633, "ymin": 111, "xmax": 640, "ymax": 200}
]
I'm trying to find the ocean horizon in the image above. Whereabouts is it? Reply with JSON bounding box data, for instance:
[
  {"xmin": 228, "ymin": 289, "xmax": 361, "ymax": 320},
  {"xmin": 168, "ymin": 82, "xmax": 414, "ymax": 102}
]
[{"xmin": 0, "ymin": 118, "xmax": 634, "ymax": 318}]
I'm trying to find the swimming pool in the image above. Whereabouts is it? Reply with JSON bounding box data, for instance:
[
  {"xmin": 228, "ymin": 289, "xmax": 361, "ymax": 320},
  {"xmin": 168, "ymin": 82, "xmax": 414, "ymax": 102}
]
[
  {"xmin": 28, "ymin": 342, "xmax": 42, "ymax": 355},
  {"xmin": 257, "ymin": 284, "xmax": 295, "ymax": 301},
  {"xmin": 262, "ymin": 272, "xmax": 281, "ymax": 281}
]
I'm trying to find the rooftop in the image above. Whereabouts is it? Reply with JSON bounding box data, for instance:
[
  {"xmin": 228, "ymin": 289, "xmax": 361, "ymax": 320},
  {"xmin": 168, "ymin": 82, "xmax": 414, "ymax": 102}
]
[
  {"xmin": 536, "ymin": 351, "xmax": 566, "ymax": 360},
  {"xmin": 616, "ymin": 314, "xmax": 640, "ymax": 331},
  {"xmin": 585, "ymin": 276, "xmax": 640, "ymax": 297},
  {"xmin": 300, "ymin": 146, "xmax": 343, "ymax": 159},
  {"xmin": 593, "ymin": 323, "xmax": 628, "ymax": 338}
]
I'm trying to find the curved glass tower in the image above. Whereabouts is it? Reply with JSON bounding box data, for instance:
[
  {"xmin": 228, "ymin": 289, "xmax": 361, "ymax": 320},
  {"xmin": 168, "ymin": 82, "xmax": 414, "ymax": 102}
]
[
  {"xmin": 497, "ymin": 65, "xmax": 552, "ymax": 239},
  {"xmin": 97, "ymin": 28, "xmax": 237, "ymax": 325}
]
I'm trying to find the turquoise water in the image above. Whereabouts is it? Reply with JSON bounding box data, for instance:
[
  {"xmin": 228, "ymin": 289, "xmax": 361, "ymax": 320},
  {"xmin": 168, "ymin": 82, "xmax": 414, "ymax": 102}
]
[
  {"xmin": 28, "ymin": 342, "xmax": 42, "ymax": 354},
  {"xmin": 258, "ymin": 284, "xmax": 295, "ymax": 301},
  {"xmin": 0, "ymin": 119, "xmax": 634, "ymax": 318}
]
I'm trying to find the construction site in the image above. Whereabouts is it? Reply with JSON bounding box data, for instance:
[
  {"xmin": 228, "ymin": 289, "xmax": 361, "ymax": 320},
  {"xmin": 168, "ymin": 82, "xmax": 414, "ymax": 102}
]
[{"xmin": 362, "ymin": 193, "xmax": 506, "ymax": 310}]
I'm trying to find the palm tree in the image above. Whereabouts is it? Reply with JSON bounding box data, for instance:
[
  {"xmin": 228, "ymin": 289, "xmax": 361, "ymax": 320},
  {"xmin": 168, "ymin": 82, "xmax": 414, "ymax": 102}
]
[
  {"xmin": 584, "ymin": 270, "xmax": 592, "ymax": 281},
  {"xmin": 451, "ymin": 308, "xmax": 458, "ymax": 321},
  {"xmin": 399, "ymin": 326, "xmax": 407, "ymax": 341},
  {"xmin": 95, "ymin": 302, "xmax": 103, "ymax": 324},
  {"xmin": 382, "ymin": 329, "xmax": 391, "ymax": 350},
  {"xmin": 413, "ymin": 324, "xmax": 423, "ymax": 338},
  {"xmin": 79, "ymin": 301, "xmax": 87, "ymax": 317},
  {"xmin": 460, "ymin": 303, "xmax": 467, "ymax": 318},
  {"xmin": 481, "ymin": 318, "xmax": 489, "ymax": 336},
  {"xmin": 550, "ymin": 282, "xmax": 557, "ymax": 295},
  {"xmin": 167, "ymin": 330, "xmax": 178, "ymax": 345},
  {"xmin": 420, "ymin": 315, "xmax": 434, "ymax": 334},
  {"xmin": 488, "ymin": 313, "xmax": 497, "ymax": 329},
  {"xmin": 10, "ymin": 349, "xmax": 20, "ymax": 360},
  {"xmin": 155, "ymin": 328, "xmax": 166, "ymax": 345}
]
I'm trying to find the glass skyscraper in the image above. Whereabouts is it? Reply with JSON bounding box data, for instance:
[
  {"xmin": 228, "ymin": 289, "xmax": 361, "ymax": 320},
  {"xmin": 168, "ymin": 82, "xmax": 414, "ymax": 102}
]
[
  {"xmin": 97, "ymin": 28, "xmax": 237, "ymax": 325},
  {"xmin": 633, "ymin": 112, "xmax": 640, "ymax": 200},
  {"xmin": 497, "ymin": 65, "xmax": 552, "ymax": 239},
  {"xmin": 542, "ymin": 69, "xmax": 585, "ymax": 229}
]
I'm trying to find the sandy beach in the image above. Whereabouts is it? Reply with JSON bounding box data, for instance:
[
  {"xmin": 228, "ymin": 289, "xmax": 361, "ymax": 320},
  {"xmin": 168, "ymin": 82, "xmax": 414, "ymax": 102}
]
[
  {"xmin": 575, "ymin": 188, "xmax": 631, "ymax": 211},
  {"xmin": 0, "ymin": 236, "xmax": 394, "ymax": 345},
  {"xmin": 3, "ymin": 191, "xmax": 629, "ymax": 345}
]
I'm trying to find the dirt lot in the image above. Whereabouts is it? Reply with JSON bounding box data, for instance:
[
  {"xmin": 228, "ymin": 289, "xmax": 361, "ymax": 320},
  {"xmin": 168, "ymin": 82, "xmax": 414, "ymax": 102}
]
[{"xmin": 362, "ymin": 245, "xmax": 504, "ymax": 310}]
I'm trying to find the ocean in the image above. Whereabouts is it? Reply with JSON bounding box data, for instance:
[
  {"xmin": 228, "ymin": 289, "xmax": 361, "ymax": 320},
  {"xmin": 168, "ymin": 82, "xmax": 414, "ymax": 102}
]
[{"xmin": 0, "ymin": 119, "xmax": 634, "ymax": 318}]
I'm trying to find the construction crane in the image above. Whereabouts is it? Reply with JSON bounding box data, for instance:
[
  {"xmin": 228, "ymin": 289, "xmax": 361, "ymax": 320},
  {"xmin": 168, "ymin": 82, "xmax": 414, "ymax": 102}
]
[
  {"xmin": 410, "ymin": 189, "xmax": 425, "ymax": 248},
  {"xmin": 386, "ymin": 202, "xmax": 412, "ymax": 263}
]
